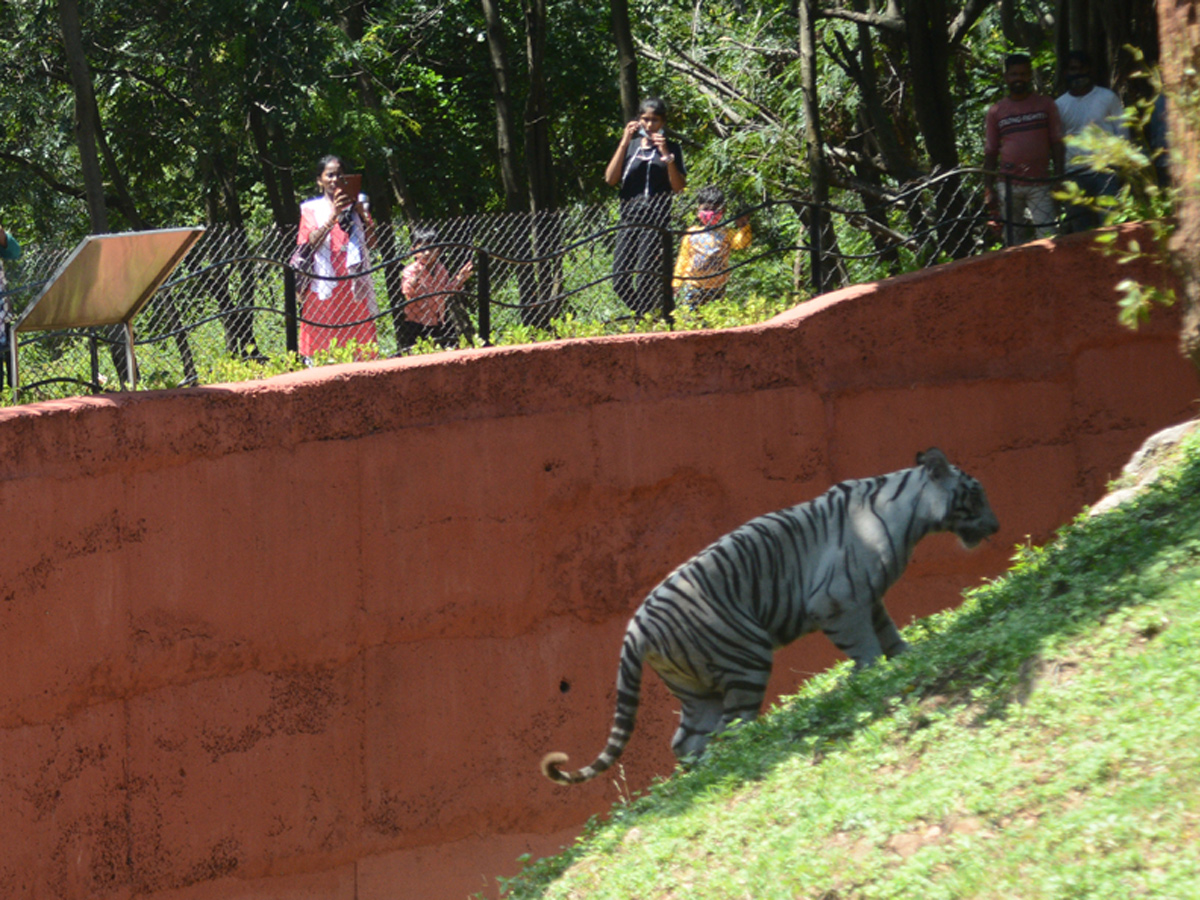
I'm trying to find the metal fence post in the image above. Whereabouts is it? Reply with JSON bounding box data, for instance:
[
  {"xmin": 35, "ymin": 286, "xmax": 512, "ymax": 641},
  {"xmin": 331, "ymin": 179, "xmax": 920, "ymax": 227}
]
[
  {"xmin": 476, "ymin": 248, "xmax": 491, "ymax": 347},
  {"xmin": 124, "ymin": 322, "xmax": 138, "ymax": 391},
  {"xmin": 810, "ymin": 202, "xmax": 823, "ymax": 294},
  {"xmin": 6, "ymin": 320, "xmax": 17, "ymax": 404},
  {"xmin": 282, "ymin": 265, "xmax": 298, "ymax": 355},
  {"xmin": 1003, "ymin": 174, "xmax": 1014, "ymax": 247},
  {"xmin": 89, "ymin": 331, "xmax": 100, "ymax": 391},
  {"xmin": 660, "ymin": 227, "xmax": 675, "ymax": 325}
]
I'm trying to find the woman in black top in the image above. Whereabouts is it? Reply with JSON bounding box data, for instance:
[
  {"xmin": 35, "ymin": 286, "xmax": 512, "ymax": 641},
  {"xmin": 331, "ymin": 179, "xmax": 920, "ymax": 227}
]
[{"xmin": 605, "ymin": 98, "xmax": 686, "ymax": 316}]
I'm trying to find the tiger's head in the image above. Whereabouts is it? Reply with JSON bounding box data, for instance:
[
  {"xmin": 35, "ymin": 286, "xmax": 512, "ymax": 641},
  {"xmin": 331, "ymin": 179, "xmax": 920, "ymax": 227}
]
[{"xmin": 918, "ymin": 448, "xmax": 1000, "ymax": 548}]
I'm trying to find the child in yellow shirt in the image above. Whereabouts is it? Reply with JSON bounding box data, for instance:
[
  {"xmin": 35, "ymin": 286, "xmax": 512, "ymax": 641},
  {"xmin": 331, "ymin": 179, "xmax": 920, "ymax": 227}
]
[{"xmin": 673, "ymin": 186, "xmax": 752, "ymax": 307}]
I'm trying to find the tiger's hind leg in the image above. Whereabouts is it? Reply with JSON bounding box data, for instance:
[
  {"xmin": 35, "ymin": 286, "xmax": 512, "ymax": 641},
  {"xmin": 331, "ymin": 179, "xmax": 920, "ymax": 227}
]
[
  {"xmin": 672, "ymin": 678, "xmax": 769, "ymax": 762},
  {"xmin": 672, "ymin": 695, "xmax": 725, "ymax": 760},
  {"xmin": 712, "ymin": 686, "xmax": 768, "ymax": 754}
]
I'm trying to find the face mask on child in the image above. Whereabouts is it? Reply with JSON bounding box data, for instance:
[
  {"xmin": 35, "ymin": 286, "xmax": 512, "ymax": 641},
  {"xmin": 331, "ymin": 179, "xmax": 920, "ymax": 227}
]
[{"xmin": 698, "ymin": 209, "xmax": 723, "ymax": 226}]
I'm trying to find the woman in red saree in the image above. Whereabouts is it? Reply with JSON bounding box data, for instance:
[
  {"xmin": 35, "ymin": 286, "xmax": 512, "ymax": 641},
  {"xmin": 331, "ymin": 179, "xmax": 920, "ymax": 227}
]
[{"xmin": 296, "ymin": 155, "xmax": 378, "ymax": 359}]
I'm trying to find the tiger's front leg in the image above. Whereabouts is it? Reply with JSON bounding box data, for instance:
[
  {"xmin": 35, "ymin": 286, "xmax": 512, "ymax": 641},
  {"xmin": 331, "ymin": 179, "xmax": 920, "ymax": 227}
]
[
  {"xmin": 821, "ymin": 607, "xmax": 886, "ymax": 670},
  {"xmin": 871, "ymin": 597, "xmax": 910, "ymax": 659}
]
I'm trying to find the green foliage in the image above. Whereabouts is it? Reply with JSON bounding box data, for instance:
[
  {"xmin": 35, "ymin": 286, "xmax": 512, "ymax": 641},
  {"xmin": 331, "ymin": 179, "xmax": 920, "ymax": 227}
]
[
  {"xmin": 1102, "ymin": 232, "xmax": 1178, "ymax": 330},
  {"xmin": 196, "ymin": 346, "xmax": 303, "ymax": 385},
  {"xmin": 671, "ymin": 291, "xmax": 800, "ymax": 331},
  {"xmin": 480, "ymin": 290, "xmax": 799, "ymax": 349},
  {"xmin": 0, "ymin": 0, "xmax": 622, "ymax": 233},
  {"xmin": 490, "ymin": 426, "xmax": 1200, "ymax": 899},
  {"xmin": 1064, "ymin": 52, "xmax": 1182, "ymax": 329},
  {"xmin": 195, "ymin": 338, "xmax": 386, "ymax": 384},
  {"xmin": 202, "ymin": 291, "xmax": 796, "ymax": 390},
  {"xmin": 0, "ymin": 0, "xmax": 1068, "ymax": 238}
]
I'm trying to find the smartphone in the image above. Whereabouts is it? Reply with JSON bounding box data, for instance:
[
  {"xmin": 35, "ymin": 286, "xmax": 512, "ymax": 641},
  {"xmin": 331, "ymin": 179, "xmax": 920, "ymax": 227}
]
[{"xmin": 337, "ymin": 173, "xmax": 363, "ymax": 198}]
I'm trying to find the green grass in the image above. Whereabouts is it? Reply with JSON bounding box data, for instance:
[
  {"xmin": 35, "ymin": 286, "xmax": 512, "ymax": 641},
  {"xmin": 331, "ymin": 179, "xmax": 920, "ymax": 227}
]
[{"xmin": 492, "ymin": 425, "xmax": 1200, "ymax": 900}]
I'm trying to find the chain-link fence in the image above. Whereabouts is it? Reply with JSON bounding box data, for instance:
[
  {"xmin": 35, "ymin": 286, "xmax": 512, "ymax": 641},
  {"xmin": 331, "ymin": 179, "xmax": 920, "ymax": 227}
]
[{"xmin": 1, "ymin": 168, "xmax": 1006, "ymax": 403}]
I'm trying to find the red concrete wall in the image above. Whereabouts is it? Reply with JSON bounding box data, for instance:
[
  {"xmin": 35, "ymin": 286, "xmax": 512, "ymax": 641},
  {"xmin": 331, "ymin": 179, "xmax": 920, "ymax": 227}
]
[{"xmin": 0, "ymin": 228, "xmax": 1193, "ymax": 900}]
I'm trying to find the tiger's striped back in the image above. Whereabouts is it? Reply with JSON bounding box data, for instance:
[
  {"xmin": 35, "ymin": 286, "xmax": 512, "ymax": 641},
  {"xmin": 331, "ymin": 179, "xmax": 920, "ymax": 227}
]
[{"xmin": 541, "ymin": 448, "xmax": 998, "ymax": 784}]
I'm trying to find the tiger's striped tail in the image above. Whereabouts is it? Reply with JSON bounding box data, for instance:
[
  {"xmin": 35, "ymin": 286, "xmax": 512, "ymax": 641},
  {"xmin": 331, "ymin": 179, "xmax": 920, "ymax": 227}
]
[{"xmin": 541, "ymin": 629, "xmax": 646, "ymax": 785}]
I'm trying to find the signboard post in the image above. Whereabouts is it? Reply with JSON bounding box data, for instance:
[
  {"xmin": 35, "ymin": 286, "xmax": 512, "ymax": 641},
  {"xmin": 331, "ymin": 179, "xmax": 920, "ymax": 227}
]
[{"xmin": 9, "ymin": 227, "xmax": 204, "ymax": 401}]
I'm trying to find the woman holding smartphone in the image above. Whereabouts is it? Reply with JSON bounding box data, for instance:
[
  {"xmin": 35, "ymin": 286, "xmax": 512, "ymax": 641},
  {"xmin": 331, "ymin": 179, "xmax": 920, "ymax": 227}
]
[
  {"xmin": 605, "ymin": 98, "xmax": 686, "ymax": 316},
  {"xmin": 296, "ymin": 154, "xmax": 378, "ymax": 359}
]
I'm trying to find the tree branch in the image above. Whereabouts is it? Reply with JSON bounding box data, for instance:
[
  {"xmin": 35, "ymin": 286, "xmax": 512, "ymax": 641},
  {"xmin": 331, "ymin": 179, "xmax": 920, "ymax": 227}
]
[
  {"xmin": 716, "ymin": 37, "xmax": 798, "ymax": 64},
  {"xmin": 89, "ymin": 65, "xmax": 198, "ymax": 119},
  {"xmin": 999, "ymin": 0, "xmax": 1052, "ymax": 50},
  {"xmin": 635, "ymin": 36, "xmax": 785, "ymax": 128},
  {"xmin": 0, "ymin": 151, "xmax": 86, "ymax": 199},
  {"xmin": 0, "ymin": 149, "xmax": 140, "ymax": 224},
  {"xmin": 817, "ymin": 7, "xmax": 906, "ymax": 35},
  {"xmin": 948, "ymin": 0, "xmax": 994, "ymax": 46}
]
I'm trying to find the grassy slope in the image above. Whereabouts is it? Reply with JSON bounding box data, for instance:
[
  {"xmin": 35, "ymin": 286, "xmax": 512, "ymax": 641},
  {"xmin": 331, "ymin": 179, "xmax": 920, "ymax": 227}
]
[{"xmin": 496, "ymin": 424, "xmax": 1200, "ymax": 900}]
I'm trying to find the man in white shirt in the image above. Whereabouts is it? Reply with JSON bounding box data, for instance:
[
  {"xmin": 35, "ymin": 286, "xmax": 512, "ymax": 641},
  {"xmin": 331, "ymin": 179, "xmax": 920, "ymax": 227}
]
[{"xmin": 1056, "ymin": 50, "xmax": 1127, "ymax": 233}]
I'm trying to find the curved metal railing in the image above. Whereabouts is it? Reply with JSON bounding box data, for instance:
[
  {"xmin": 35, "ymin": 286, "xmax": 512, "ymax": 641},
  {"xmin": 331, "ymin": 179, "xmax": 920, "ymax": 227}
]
[{"xmin": 0, "ymin": 167, "xmax": 1045, "ymax": 403}]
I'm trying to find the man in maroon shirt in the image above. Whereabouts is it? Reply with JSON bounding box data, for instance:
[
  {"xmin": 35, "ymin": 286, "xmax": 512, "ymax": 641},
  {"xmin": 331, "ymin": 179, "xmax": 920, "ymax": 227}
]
[{"xmin": 984, "ymin": 53, "xmax": 1065, "ymax": 245}]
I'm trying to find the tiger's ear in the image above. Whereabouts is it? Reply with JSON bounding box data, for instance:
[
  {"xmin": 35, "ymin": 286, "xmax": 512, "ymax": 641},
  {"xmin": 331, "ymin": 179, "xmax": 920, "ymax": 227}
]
[{"xmin": 917, "ymin": 447, "xmax": 951, "ymax": 479}]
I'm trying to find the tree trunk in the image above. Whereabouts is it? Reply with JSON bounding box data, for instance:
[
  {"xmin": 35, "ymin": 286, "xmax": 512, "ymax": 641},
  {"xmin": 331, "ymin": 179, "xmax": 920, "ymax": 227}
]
[
  {"xmin": 612, "ymin": 0, "xmax": 639, "ymax": 122},
  {"xmin": 1067, "ymin": 0, "xmax": 1087, "ymax": 55},
  {"xmin": 480, "ymin": 0, "xmax": 539, "ymax": 323},
  {"xmin": 337, "ymin": 0, "xmax": 409, "ymax": 346},
  {"xmin": 339, "ymin": 0, "xmax": 415, "ymax": 220},
  {"xmin": 211, "ymin": 151, "xmax": 258, "ymax": 359},
  {"xmin": 248, "ymin": 103, "xmax": 293, "ymax": 229},
  {"xmin": 523, "ymin": 0, "xmax": 554, "ymax": 214},
  {"xmin": 480, "ymin": 0, "xmax": 526, "ymax": 213},
  {"xmin": 57, "ymin": 0, "xmax": 108, "ymax": 234},
  {"xmin": 244, "ymin": 18, "xmax": 297, "ymax": 230},
  {"xmin": 904, "ymin": 0, "xmax": 958, "ymax": 172},
  {"xmin": 1156, "ymin": 0, "xmax": 1200, "ymax": 373},
  {"xmin": 798, "ymin": 0, "xmax": 843, "ymax": 293},
  {"xmin": 58, "ymin": 0, "xmax": 137, "ymax": 387},
  {"xmin": 840, "ymin": 24, "xmax": 921, "ymax": 181},
  {"xmin": 903, "ymin": 0, "xmax": 979, "ymax": 258},
  {"xmin": 263, "ymin": 112, "xmax": 299, "ymax": 228},
  {"xmin": 523, "ymin": 0, "xmax": 563, "ymax": 325},
  {"xmin": 94, "ymin": 122, "xmax": 148, "ymax": 229},
  {"xmin": 1055, "ymin": 0, "xmax": 1159, "ymax": 91}
]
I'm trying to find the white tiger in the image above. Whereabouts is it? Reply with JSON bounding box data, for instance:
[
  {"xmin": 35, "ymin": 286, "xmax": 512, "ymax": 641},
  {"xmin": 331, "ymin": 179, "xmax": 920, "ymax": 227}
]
[{"xmin": 542, "ymin": 448, "xmax": 999, "ymax": 784}]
